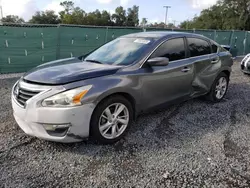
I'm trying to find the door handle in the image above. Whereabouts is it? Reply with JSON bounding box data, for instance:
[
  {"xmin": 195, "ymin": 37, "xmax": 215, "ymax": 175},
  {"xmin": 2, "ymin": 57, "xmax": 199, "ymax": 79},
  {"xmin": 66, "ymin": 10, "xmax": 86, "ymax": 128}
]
[
  {"xmin": 211, "ymin": 57, "xmax": 219, "ymax": 64},
  {"xmin": 182, "ymin": 67, "xmax": 191, "ymax": 72},
  {"xmin": 211, "ymin": 59, "xmax": 219, "ymax": 64}
]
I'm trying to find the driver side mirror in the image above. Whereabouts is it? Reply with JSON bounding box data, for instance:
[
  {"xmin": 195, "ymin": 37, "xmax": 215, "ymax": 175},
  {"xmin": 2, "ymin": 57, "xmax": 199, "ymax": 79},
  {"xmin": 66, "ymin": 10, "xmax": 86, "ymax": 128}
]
[{"xmin": 147, "ymin": 57, "xmax": 169, "ymax": 66}]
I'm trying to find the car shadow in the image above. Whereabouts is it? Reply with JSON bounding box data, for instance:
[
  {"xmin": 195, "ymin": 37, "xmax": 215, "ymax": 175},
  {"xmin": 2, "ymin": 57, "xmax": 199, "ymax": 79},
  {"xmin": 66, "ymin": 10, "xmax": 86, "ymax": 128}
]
[
  {"xmin": 41, "ymin": 81, "xmax": 250, "ymax": 157},
  {"xmin": 5, "ymin": 80, "xmax": 249, "ymax": 186}
]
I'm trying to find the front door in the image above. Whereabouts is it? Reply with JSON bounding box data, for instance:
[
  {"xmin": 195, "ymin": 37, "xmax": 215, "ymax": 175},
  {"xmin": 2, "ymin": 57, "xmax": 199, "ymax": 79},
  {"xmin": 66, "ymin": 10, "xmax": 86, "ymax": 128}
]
[{"xmin": 140, "ymin": 38, "xmax": 193, "ymax": 110}]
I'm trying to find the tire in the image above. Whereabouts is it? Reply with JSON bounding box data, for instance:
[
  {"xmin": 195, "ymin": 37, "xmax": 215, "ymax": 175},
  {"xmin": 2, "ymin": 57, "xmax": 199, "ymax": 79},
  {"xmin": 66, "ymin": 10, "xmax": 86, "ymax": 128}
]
[
  {"xmin": 206, "ymin": 72, "xmax": 229, "ymax": 102},
  {"xmin": 90, "ymin": 95, "xmax": 133, "ymax": 144}
]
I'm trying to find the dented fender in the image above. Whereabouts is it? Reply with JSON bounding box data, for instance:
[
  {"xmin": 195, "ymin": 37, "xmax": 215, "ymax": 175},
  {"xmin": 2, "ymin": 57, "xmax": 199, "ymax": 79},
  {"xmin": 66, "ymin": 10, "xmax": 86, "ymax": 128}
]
[{"xmin": 190, "ymin": 53, "xmax": 232, "ymax": 97}]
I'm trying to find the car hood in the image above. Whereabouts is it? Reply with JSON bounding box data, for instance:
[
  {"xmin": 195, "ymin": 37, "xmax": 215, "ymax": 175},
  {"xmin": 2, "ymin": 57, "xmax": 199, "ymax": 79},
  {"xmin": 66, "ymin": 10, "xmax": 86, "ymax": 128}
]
[{"xmin": 23, "ymin": 57, "xmax": 121, "ymax": 85}]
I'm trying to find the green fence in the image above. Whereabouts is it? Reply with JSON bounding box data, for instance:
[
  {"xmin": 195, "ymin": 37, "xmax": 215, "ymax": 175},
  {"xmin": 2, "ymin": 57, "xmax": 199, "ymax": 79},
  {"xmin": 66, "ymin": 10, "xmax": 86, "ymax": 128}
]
[{"xmin": 0, "ymin": 24, "xmax": 249, "ymax": 73}]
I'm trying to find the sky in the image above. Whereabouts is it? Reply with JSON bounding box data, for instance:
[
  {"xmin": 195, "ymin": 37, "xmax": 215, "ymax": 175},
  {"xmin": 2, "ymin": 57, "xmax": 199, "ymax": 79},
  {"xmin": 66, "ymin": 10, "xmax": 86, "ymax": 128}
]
[{"xmin": 0, "ymin": 0, "xmax": 217, "ymax": 24}]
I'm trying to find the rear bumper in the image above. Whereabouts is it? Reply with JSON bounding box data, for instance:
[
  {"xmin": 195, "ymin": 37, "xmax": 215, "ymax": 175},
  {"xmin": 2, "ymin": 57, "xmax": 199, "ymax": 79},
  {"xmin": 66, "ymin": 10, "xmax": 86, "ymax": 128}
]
[{"xmin": 12, "ymin": 95, "xmax": 95, "ymax": 143}]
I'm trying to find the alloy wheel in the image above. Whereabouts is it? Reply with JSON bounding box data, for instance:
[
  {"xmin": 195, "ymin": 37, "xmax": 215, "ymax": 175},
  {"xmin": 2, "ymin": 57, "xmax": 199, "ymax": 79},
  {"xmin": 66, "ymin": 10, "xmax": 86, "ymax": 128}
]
[
  {"xmin": 215, "ymin": 77, "xmax": 228, "ymax": 99},
  {"xmin": 98, "ymin": 103, "xmax": 129, "ymax": 139}
]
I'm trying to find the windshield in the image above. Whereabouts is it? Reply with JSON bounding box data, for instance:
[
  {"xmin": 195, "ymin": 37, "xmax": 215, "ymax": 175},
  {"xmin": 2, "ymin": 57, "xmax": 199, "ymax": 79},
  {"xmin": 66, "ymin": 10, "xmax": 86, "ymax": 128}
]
[{"xmin": 84, "ymin": 37, "xmax": 154, "ymax": 66}]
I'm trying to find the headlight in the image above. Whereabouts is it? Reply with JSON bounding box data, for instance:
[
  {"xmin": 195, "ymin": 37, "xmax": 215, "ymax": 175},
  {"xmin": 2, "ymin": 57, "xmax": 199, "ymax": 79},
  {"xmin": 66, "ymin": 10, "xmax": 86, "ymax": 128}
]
[{"xmin": 42, "ymin": 85, "xmax": 92, "ymax": 107}]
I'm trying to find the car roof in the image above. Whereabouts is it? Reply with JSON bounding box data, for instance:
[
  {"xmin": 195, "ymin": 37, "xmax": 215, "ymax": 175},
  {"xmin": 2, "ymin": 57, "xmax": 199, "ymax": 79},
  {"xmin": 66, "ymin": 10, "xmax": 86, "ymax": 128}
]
[{"xmin": 122, "ymin": 31, "xmax": 209, "ymax": 40}]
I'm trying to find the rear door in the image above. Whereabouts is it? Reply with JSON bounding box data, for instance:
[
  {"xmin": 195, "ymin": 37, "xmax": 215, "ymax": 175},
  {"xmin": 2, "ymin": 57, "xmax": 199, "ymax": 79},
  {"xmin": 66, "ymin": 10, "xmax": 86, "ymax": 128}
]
[
  {"xmin": 140, "ymin": 37, "xmax": 194, "ymax": 110},
  {"xmin": 186, "ymin": 37, "xmax": 219, "ymax": 96}
]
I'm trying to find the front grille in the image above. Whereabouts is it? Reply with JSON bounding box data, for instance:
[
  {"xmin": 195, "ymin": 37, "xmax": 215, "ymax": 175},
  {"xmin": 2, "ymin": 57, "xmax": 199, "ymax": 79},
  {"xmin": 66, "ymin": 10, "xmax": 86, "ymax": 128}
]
[{"xmin": 14, "ymin": 85, "xmax": 40, "ymax": 107}]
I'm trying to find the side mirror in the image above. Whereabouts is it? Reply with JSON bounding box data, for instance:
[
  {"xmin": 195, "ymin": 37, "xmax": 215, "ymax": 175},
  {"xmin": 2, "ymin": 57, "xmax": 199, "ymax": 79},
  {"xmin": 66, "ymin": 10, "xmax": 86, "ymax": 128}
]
[
  {"xmin": 221, "ymin": 45, "xmax": 231, "ymax": 51},
  {"xmin": 79, "ymin": 52, "xmax": 91, "ymax": 60},
  {"xmin": 147, "ymin": 57, "xmax": 169, "ymax": 66}
]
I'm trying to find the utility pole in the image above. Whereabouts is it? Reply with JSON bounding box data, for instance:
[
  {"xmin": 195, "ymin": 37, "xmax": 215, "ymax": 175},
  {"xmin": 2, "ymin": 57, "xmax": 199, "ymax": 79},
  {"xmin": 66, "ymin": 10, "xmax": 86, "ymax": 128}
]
[
  {"xmin": 0, "ymin": 0, "xmax": 3, "ymax": 24},
  {"xmin": 0, "ymin": 0, "xmax": 3, "ymax": 25},
  {"xmin": 163, "ymin": 5, "xmax": 171, "ymax": 28}
]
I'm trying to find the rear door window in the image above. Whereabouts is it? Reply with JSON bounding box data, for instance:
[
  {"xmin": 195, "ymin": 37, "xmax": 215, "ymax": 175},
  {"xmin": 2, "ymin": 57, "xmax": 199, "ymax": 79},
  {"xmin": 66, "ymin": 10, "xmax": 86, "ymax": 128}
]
[
  {"xmin": 150, "ymin": 38, "xmax": 186, "ymax": 62},
  {"xmin": 187, "ymin": 38, "xmax": 211, "ymax": 57}
]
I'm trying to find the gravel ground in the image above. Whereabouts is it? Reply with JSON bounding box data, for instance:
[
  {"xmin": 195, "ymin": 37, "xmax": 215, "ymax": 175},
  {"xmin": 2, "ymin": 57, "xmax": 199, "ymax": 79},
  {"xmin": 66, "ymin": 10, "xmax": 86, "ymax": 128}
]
[
  {"xmin": 0, "ymin": 73, "xmax": 24, "ymax": 79},
  {"xmin": 1, "ymin": 62, "xmax": 250, "ymax": 188}
]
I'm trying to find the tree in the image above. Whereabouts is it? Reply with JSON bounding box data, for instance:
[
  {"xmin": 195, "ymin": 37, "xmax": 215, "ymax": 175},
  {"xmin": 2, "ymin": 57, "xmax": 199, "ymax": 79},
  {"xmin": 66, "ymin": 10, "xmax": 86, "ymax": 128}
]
[
  {"xmin": 29, "ymin": 10, "xmax": 60, "ymax": 24},
  {"xmin": 100, "ymin": 11, "xmax": 113, "ymax": 26},
  {"xmin": 1, "ymin": 15, "xmax": 25, "ymax": 23},
  {"xmin": 112, "ymin": 6, "xmax": 127, "ymax": 26},
  {"xmin": 140, "ymin": 18, "xmax": 148, "ymax": 27},
  {"xmin": 59, "ymin": 3, "xmax": 114, "ymax": 26},
  {"xmin": 149, "ymin": 22, "xmax": 165, "ymax": 28},
  {"xmin": 28, "ymin": 2, "xmax": 142, "ymax": 27},
  {"xmin": 61, "ymin": 6, "xmax": 86, "ymax": 24},
  {"xmin": 85, "ymin": 10, "xmax": 103, "ymax": 25},
  {"xmin": 180, "ymin": 0, "xmax": 250, "ymax": 30},
  {"xmin": 126, "ymin": 5, "xmax": 139, "ymax": 26},
  {"xmin": 179, "ymin": 20, "xmax": 193, "ymax": 30},
  {"xmin": 59, "ymin": 1, "xmax": 89, "ymax": 25},
  {"xmin": 59, "ymin": 1, "xmax": 76, "ymax": 24},
  {"xmin": 222, "ymin": 0, "xmax": 250, "ymax": 30},
  {"xmin": 168, "ymin": 23, "xmax": 175, "ymax": 29},
  {"xmin": 60, "ymin": 1, "xmax": 74, "ymax": 14}
]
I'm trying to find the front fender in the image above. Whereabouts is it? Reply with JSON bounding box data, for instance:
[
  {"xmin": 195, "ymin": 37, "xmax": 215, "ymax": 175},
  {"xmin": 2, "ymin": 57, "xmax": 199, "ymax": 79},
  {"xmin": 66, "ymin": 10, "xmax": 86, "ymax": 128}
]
[{"xmin": 70, "ymin": 75, "xmax": 142, "ymax": 110}]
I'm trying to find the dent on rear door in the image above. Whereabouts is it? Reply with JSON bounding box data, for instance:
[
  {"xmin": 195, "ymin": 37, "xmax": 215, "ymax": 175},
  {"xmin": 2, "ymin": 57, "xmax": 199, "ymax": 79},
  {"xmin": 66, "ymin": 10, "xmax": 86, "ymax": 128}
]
[{"xmin": 191, "ymin": 54, "xmax": 220, "ymax": 97}]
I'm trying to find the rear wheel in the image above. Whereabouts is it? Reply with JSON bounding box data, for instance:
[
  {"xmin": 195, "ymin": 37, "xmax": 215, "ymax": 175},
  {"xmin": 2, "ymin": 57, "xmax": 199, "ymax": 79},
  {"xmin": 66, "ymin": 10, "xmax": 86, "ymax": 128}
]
[
  {"xmin": 206, "ymin": 72, "xmax": 229, "ymax": 102},
  {"xmin": 90, "ymin": 95, "xmax": 133, "ymax": 144}
]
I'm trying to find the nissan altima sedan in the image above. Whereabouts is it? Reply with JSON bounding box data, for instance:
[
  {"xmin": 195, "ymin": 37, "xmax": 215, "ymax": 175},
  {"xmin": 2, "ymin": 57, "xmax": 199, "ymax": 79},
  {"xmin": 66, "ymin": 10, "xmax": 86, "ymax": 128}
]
[{"xmin": 12, "ymin": 32, "xmax": 233, "ymax": 144}]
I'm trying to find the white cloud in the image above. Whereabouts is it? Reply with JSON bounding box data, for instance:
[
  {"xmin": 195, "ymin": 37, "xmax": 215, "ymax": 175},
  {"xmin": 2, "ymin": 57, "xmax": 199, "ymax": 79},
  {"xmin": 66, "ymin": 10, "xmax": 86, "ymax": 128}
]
[
  {"xmin": 148, "ymin": 19, "xmax": 159, "ymax": 23},
  {"xmin": 188, "ymin": 0, "xmax": 217, "ymax": 9},
  {"xmin": 44, "ymin": 0, "xmax": 82, "ymax": 15},
  {"xmin": 106, "ymin": 9, "xmax": 115, "ymax": 15},
  {"xmin": 148, "ymin": 17, "xmax": 173, "ymax": 24},
  {"xmin": 120, "ymin": 0, "xmax": 130, "ymax": 6},
  {"xmin": 96, "ymin": 0, "xmax": 131, "ymax": 6},
  {"xmin": 0, "ymin": 0, "xmax": 132, "ymax": 20},
  {"xmin": 44, "ymin": 0, "xmax": 64, "ymax": 13},
  {"xmin": 1, "ymin": 0, "xmax": 38, "ymax": 19},
  {"xmin": 168, "ymin": 17, "xmax": 173, "ymax": 23},
  {"xmin": 97, "ymin": 0, "xmax": 113, "ymax": 3}
]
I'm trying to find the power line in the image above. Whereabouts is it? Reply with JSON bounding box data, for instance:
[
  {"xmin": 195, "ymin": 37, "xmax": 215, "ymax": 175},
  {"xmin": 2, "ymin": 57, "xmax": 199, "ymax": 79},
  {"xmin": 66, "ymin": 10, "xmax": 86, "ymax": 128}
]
[{"xmin": 163, "ymin": 5, "xmax": 171, "ymax": 28}]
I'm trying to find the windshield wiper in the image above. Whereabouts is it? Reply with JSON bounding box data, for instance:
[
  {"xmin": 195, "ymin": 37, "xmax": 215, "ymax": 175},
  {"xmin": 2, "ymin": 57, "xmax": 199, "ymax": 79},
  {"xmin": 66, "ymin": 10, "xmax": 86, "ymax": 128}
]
[{"xmin": 85, "ymin": 59, "xmax": 103, "ymax": 64}]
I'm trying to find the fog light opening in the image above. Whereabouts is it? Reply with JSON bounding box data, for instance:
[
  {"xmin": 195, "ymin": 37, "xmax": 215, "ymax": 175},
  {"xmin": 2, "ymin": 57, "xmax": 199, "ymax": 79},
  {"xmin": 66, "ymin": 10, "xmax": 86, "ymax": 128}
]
[{"xmin": 43, "ymin": 124, "xmax": 71, "ymax": 137}]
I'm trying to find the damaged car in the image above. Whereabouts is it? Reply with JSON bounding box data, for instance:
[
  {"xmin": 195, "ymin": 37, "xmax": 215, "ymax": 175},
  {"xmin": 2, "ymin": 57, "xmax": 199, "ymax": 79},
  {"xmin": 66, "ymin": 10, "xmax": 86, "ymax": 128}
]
[{"xmin": 12, "ymin": 32, "xmax": 233, "ymax": 144}]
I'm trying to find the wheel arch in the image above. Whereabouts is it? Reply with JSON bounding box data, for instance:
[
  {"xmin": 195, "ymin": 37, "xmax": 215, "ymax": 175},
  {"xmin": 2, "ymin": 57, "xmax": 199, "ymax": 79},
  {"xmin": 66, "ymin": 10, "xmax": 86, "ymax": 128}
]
[
  {"xmin": 89, "ymin": 92, "xmax": 137, "ymax": 143},
  {"xmin": 92, "ymin": 91, "xmax": 138, "ymax": 121},
  {"xmin": 209, "ymin": 68, "xmax": 231, "ymax": 92},
  {"xmin": 221, "ymin": 69, "xmax": 231, "ymax": 79}
]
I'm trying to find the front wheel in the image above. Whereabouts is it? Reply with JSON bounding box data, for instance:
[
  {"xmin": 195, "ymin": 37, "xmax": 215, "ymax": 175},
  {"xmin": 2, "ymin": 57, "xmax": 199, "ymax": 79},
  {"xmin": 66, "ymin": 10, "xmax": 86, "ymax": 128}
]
[
  {"xmin": 90, "ymin": 95, "xmax": 133, "ymax": 144},
  {"xmin": 206, "ymin": 72, "xmax": 229, "ymax": 102}
]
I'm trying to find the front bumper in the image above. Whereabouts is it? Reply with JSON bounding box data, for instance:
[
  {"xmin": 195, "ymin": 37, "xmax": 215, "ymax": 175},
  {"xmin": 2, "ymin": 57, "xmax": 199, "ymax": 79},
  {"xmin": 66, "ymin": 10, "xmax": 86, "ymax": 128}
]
[
  {"xmin": 241, "ymin": 68, "xmax": 250, "ymax": 74},
  {"xmin": 11, "ymin": 84, "xmax": 95, "ymax": 143},
  {"xmin": 241, "ymin": 62, "xmax": 250, "ymax": 74}
]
